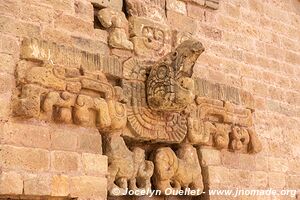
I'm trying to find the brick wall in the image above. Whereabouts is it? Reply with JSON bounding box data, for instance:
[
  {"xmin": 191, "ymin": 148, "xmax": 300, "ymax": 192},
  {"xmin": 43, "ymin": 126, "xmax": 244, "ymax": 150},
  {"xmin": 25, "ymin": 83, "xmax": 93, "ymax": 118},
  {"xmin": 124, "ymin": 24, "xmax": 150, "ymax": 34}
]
[{"xmin": 0, "ymin": 0, "xmax": 299, "ymax": 200}]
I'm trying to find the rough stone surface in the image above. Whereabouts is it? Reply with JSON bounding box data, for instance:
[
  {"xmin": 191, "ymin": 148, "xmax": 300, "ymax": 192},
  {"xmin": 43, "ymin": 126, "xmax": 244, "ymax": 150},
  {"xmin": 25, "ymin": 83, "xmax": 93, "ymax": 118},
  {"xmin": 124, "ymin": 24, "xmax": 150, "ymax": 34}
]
[{"xmin": 0, "ymin": 0, "xmax": 299, "ymax": 200}]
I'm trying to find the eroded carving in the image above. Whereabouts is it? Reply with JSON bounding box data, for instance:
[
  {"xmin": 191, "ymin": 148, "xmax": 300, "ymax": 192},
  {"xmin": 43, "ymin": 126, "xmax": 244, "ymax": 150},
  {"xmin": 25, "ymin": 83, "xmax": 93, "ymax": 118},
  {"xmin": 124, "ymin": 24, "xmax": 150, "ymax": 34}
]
[
  {"xmin": 14, "ymin": 59, "xmax": 127, "ymax": 131},
  {"xmin": 123, "ymin": 39, "xmax": 204, "ymax": 143},
  {"xmin": 187, "ymin": 96, "xmax": 261, "ymax": 153},
  {"xmin": 104, "ymin": 134, "xmax": 154, "ymax": 196},
  {"xmin": 97, "ymin": 8, "xmax": 133, "ymax": 50},
  {"xmin": 146, "ymin": 40, "xmax": 204, "ymax": 111},
  {"xmin": 153, "ymin": 144, "xmax": 204, "ymax": 194},
  {"xmin": 129, "ymin": 17, "xmax": 172, "ymax": 57},
  {"xmin": 15, "ymin": 36, "xmax": 262, "ymax": 198}
]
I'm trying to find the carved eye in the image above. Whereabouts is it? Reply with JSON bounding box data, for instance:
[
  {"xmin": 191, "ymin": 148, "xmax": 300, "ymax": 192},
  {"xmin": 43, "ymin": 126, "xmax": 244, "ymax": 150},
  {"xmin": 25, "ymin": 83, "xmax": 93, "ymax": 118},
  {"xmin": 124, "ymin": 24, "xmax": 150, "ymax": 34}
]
[
  {"xmin": 156, "ymin": 65, "xmax": 168, "ymax": 79},
  {"xmin": 142, "ymin": 27, "xmax": 154, "ymax": 39},
  {"xmin": 172, "ymin": 51, "xmax": 178, "ymax": 58},
  {"xmin": 154, "ymin": 30, "xmax": 164, "ymax": 42}
]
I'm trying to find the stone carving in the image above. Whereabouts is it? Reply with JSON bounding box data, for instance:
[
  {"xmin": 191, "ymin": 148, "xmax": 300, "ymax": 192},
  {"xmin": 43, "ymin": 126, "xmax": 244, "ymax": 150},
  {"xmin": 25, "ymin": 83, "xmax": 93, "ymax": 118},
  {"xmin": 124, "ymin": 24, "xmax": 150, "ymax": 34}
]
[
  {"xmin": 15, "ymin": 43, "xmax": 127, "ymax": 131},
  {"xmin": 146, "ymin": 39, "xmax": 204, "ymax": 111},
  {"xmin": 97, "ymin": 8, "xmax": 133, "ymax": 50},
  {"xmin": 104, "ymin": 134, "xmax": 154, "ymax": 195},
  {"xmin": 123, "ymin": 39, "xmax": 204, "ymax": 143},
  {"xmin": 129, "ymin": 17, "xmax": 172, "ymax": 57},
  {"xmin": 14, "ymin": 36, "xmax": 262, "ymax": 198},
  {"xmin": 153, "ymin": 144, "xmax": 204, "ymax": 194},
  {"xmin": 123, "ymin": 58, "xmax": 148, "ymax": 81},
  {"xmin": 187, "ymin": 96, "xmax": 261, "ymax": 153}
]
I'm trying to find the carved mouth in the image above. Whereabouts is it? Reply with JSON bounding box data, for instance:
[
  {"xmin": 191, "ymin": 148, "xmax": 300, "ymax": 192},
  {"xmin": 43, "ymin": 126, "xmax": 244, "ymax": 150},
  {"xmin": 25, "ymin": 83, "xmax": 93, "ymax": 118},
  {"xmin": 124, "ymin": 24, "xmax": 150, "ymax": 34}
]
[{"xmin": 175, "ymin": 41, "xmax": 205, "ymax": 79}]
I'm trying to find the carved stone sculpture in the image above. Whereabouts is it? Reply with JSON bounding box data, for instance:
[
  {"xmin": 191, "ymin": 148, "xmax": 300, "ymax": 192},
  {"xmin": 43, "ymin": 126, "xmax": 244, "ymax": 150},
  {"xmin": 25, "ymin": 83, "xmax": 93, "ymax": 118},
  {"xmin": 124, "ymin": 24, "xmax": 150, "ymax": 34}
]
[
  {"xmin": 146, "ymin": 39, "xmax": 204, "ymax": 111},
  {"xmin": 152, "ymin": 144, "xmax": 204, "ymax": 194},
  {"xmin": 186, "ymin": 96, "xmax": 261, "ymax": 153},
  {"xmin": 104, "ymin": 134, "xmax": 154, "ymax": 196},
  {"xmin": 123, "ymin": 39, "xmax": 204, "ymax": 143},
  {"xmin": 14, "ymin": 36, "xmax": 263, "ymax": 197},
  {"xmin": 97, "ymin": 8, "xmax": 133, "ymax": 50},
  {"xmin": 129, "ymin": 16, "xmax": 172, "ymax": 57}
]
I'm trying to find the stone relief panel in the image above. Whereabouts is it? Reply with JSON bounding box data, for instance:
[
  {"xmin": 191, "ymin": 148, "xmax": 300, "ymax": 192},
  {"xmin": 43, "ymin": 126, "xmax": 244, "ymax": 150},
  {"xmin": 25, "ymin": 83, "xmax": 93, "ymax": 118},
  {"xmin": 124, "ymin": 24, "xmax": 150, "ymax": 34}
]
[
  {"xmin": 12, "ymin": 1, "xmax": 261, "ymax": 197},
  {"xmin": 129, "ymin": 16, "xmax": 172, "ymax": 57},
  {"xmin": 97, "ymin": 8, "xmax": 133, "ymax": 50},
  {"xmin": 14, "ymin": 36, "xmax": 261, "ymax": 196},
  {"xmin": 153, "ymin": 144, "xmax": 204, "ymax": 194},
  {"xmin": 14, "ymin": 38, "xmax": 127, "ymax": 132}
]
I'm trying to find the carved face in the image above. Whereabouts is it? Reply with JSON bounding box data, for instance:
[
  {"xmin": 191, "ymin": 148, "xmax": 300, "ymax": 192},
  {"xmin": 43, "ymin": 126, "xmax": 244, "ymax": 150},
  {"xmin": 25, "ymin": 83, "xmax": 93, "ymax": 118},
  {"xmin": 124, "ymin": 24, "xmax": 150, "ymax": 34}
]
[{"xmin": 146, "ymin": 39, "xmax": 204, "ymax": 112}]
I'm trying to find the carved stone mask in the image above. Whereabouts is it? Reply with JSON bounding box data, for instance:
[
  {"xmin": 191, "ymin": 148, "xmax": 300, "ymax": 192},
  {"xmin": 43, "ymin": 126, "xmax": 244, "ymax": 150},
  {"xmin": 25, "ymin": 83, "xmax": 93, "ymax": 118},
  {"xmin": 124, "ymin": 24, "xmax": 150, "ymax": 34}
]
[{"xmin": 146, "ymin": 39, "xmax": 205, "ymax": 112}]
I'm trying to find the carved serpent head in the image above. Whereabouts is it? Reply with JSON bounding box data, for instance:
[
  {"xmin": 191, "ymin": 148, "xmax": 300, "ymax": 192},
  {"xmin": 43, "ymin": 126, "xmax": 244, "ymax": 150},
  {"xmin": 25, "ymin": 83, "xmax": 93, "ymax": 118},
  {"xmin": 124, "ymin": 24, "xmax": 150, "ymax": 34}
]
[{"xmin": 146, "ymin": 39, "xmax": 204, "ymax": 112}]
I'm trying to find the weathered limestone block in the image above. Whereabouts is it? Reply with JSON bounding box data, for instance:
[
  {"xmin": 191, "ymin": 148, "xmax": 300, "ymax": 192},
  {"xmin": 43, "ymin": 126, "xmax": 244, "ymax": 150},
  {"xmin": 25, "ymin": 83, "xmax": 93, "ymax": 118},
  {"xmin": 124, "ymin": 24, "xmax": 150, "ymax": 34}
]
[
  {"xmin": 104, "ymin": 134, "xmax": 154, "ymax": 196},
  {"xmin": 97, "ymin": 8, "xmax": 133, "ymax": 50},
  {"xmin": 0, "ymin": 171, "xmax": 23, "ymax": 195},
  {"xmin": 23, "ymin": 174, "xmax": 51, "ymax": 196},
  {"xmin": 51, "ymin": 175, "xmax": 70, "ymax": 197},
  {"xmin": 129, "ymin": 17, "xmax": 172, "ymax": 57},
  {"xmin": 153, "ymin": 144, "xmax": 204, "ymax": 194}
]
